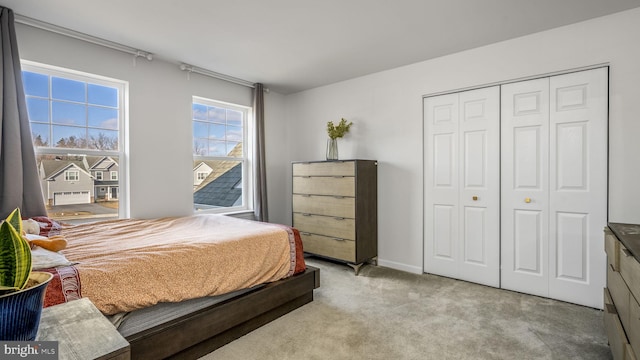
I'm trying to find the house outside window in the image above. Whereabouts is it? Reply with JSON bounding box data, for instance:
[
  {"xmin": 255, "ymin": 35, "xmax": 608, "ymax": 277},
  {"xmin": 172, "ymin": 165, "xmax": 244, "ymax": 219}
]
[
  {"xmin": 22, "ymin": 61, "xmax": 127, "ymax": 221},
  {"xmin": 64, "ymin": 170, "xmax": 79, "ymax": 181},
  {"xmin": 192, "ymin": 97, "xmax": 252, "ymax": 213}
]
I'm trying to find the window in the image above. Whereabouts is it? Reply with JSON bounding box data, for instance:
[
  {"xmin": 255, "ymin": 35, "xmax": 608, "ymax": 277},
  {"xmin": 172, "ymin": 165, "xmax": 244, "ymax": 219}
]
[
  {"xmin": 22, "ymin": 61, "xmax": 127, "ymax": 221},
  {"xmin": 64, "ymin": 170, "xmax": 79, "ymax": 181},
  {"xmin": 192, "ymin": 97, "xmax": 251, "ymax": 213}
]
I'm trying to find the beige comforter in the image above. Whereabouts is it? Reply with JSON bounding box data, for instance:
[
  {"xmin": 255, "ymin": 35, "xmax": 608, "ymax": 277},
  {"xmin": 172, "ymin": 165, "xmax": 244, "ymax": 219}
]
[{"xmin": 60, "ymin": 214, "xmax": 296, "ymax": 315}]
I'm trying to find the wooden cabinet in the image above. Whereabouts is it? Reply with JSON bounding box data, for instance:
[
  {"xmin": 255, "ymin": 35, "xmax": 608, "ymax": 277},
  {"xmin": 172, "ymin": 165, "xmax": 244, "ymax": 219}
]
[
  {"xmin": 605, "ymin": 224, "xmax": 640, "ymax": 360},
  {"xmin": 292, "ymin": 160, "xmax": 377, "ymax": 273}
]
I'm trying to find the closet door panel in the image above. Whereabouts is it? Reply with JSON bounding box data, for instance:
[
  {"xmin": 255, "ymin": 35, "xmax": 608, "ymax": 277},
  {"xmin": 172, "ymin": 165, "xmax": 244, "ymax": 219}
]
[
  {"xmin": 463, "ymin": 131, "xmax": 487, "ymax": 187},
  {"xmin": 458, "ymin": 87, "xmax": 500, "ymax": 287},
  {"xmin": 556, "ymin": 122, "xmax": 587, "ymax": 190},
  {"xmin": 434, "ymin": 134, "xmax": 455, "ymax": 189},
  {"xmin": 514, "ymin": 127, "xmax": 542, "ymax": 189},
  {"xmin": 513, "ymin": 209, "xmax": 543, "ymax": 274},
  {"xmin": 549, "ymin": 68, "xmax": 608, "ymax": 309},
  {"xmin": 433, "ymin": 205, "xmax": 456, "ymax": 260},
  {"xmin": 555, "ymin": 212, "xmax": 588, "ymax": 281},
  {"xmin": 424, "ymin": 87, "xmax": 499, "ymax": 287},
  {"xmin": 424, "ymin": 94, "xmax": 459, "ymax": 278},
  {"xmin": 501, "ymin": 77, "xmax": 550, "ymax": 297},
  {"xmin": 463, "ymin": 206, "xmax": 487, "ymax": 264}
]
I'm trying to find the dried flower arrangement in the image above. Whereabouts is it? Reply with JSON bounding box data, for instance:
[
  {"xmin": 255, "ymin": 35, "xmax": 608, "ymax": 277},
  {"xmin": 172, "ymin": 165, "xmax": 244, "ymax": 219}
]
[{"xmin": 326, "ymin": 118, "xmax": 353, "ymax": 139}]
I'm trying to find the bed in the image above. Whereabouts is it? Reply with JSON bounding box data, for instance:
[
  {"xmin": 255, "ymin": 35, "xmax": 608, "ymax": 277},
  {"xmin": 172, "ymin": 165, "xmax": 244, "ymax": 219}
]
[{"xmin": 31, "ymin": 214, "xmax": 320, "ymax": 359}]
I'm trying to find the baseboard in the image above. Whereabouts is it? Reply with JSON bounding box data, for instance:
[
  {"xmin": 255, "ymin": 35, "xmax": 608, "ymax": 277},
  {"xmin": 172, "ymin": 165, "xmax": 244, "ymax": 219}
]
[{"xmin": 376, "ymin": 259, "xmax": 422, "ymax": 274}]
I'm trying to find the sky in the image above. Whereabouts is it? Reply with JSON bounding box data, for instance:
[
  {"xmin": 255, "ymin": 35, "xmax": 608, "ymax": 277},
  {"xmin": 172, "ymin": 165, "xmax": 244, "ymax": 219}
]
[
  {"xmin": 22, "ymin": 70, "xmax": 119, "ymax": 150},
  {"xmin": 23, "ymin": 70, "xmax": 244, "ymax": 157},
  {"xmin": 192, "ymin": 102, "xmax": 243, "ymax": 156}
]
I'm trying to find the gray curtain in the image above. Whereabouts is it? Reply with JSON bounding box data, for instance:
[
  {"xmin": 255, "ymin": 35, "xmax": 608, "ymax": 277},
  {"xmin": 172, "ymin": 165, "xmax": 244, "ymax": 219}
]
[
  {"xmin": 252, "ymin": 83, "xmax": 268, "ymax": 222},
  {"xmin": 0, "ymin": 7, "xmax": 47, "ymax": 218}
]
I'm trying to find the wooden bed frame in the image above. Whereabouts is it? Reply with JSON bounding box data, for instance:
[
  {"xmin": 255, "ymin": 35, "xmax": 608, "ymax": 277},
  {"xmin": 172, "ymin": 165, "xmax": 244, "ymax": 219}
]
[{"xmin": 124, "ymin": 266, "xmax": 320, "ymax": 359}]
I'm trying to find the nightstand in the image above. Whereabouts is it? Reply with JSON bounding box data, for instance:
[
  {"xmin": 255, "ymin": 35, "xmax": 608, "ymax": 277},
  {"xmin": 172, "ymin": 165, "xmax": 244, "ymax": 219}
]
[{"xmin": 37, "ymin": 298, "xmax": 130, "ymax": 360}]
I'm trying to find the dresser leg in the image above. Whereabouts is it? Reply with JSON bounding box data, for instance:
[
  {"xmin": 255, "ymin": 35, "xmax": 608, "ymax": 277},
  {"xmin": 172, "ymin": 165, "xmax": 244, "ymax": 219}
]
[{"xmin": 348, "ymin": 262, "xmax": 364, "ymax": 275}]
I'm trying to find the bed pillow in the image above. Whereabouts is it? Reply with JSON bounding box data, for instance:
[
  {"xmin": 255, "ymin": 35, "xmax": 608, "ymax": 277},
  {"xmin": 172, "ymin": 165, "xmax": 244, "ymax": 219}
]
[
  {"xmin": 26, "ymin": 234, "xmax": 74, "ymax": 269},
  {"xmin": 29, "ymin": 216, "xmax": 65, "ymax": 237}
]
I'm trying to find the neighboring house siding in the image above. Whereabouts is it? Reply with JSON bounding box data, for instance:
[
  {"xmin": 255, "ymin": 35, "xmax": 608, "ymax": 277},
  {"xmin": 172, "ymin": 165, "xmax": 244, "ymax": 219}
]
[
  {"xmin": 38, "ymin": 157, "xmax": 120, "ymax": 206},
  {"xmin": 193, "ymin": 163, "xmax": 213, "ymax": 188},
  {"xmin": 46, "ymin": 168, "xmax": 94, "ymax": 205}
]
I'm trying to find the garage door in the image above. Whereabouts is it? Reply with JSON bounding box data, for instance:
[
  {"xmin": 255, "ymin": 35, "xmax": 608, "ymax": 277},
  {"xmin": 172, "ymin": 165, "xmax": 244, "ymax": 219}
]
[{"xmin": 53, "ymin": 191, "xmax": 90, "ymax": 205}]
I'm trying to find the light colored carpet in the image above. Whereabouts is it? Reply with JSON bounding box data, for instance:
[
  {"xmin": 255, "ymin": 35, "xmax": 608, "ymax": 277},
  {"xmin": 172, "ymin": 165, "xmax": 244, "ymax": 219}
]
[{"xmin": 201, "ymin": 258, "xmax": 611, "ymax": 360}]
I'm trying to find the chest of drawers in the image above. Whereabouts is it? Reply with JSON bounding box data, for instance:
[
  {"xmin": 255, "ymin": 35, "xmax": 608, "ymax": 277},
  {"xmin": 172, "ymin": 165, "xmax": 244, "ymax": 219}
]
[
  {"xmin": 292, "ymin": 160, "xmax": 377, "ymax": 273},
  {"xmin": 605, "ymin": 223, "xmax": 640, "ymax": 360}
]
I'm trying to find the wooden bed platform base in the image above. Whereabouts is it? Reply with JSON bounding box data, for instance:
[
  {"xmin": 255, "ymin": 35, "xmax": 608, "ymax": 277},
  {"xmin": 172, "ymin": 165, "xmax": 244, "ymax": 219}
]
[{"xmin": 126, "ymin": 266, "xmax": 320, "ymax": 360}]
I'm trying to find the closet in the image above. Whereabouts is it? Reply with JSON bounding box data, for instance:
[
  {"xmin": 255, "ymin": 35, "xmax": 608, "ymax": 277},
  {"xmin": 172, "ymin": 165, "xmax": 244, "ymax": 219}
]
[{"xmin": 423, "ymin": 67, "xmax": 608, "ymax": 308}]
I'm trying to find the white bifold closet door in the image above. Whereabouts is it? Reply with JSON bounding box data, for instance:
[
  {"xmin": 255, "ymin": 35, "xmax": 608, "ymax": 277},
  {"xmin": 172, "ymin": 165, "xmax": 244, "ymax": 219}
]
[
  {"xmin": 424, "ymin": 86, "xmax": 500, "ymax": 287},
  {"xmin": 501, "ymin": 67, "xmax": 608, "ymax": 308}
]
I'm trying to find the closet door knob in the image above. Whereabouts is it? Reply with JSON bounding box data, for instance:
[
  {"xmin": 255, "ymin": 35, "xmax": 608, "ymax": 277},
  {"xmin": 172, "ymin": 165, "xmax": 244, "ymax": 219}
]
[
  {"xmin": 472, "ymin": 196, "xmax": 478, "ymax": 201},
  {"xmin": 524, "ymin": 197, "xmax": 531, "ymax": 203}
]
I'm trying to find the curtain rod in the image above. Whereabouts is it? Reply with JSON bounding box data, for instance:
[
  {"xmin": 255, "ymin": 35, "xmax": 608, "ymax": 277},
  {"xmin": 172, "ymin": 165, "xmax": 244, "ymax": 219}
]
[
  {"xmin": 179, "ymin": 63, "xmax": 258, "ymax": 89},
  {"xmin": 15, "ymin": 14, "xmax": 153, "ymax": 61},
  {"xmin": 14, "ymin": 14, "xmax": 263, "ymax": 90}
]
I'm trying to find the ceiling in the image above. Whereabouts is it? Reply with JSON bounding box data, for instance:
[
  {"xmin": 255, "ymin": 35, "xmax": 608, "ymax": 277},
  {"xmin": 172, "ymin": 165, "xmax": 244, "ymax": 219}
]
[{"xmin": 2, "ymin": 0, "xmax": 640, "ymax": 94}]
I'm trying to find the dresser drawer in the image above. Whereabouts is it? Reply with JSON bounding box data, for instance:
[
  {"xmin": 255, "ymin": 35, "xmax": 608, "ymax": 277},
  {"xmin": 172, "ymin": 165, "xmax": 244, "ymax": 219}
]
[
  {"xmin": 621, "ymin": 243, "xmax": 640, "ymax": 304},
  {"xmin": 293, "ymin": 161, "xmax": 355, "ymax": 177},
  {"xmin": 299, "ymin": 232, "xmax": 355, "ymax": 262},
  {"xmin": 606, "ymin": 229, "xmax": 620, "ymax": 271},
  {"xmin": 293, "ymin": 176, "xmax": 355, "ymax": 197},
  {"xmin": 609, "ymin": 263, "xmax": 631, "ymax": 330},
  {"xmin": 605, "ymin": 288, "xmax": 629, "ymax": 360},
  {"xmin": 293, "ymin": 213, "xmax": 355, "ymax": 240},
  {"xmin": 292, "ymin": 194, "xmax": 355, "ymax": 218}
]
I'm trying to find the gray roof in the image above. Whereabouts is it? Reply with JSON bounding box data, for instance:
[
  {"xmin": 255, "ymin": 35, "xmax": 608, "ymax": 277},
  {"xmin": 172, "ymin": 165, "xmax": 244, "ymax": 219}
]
[
  {"xmin": 40, "ymin": 156, "xmax": 119, "ymax": 179},
  {"xmin": 41, "ymin": 160, "xmax": 90, "ymax": 180},
  {"xmin": 193, "ymin": 163, "xmax": 242, "ymax": 207}
]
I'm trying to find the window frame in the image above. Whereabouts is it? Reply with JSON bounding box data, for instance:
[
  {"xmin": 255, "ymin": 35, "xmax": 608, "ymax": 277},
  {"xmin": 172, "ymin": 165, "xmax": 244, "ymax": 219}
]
[
  {"xmin": 22, "ymin": 60, "xmax": 129, "ymax": 219},
  {"xmin": 197, "ymin": 171, "xmax": 208, "ymax": 181},
  {"xmin": 192, "ymin": 96, "xmax": 253, "ymax": 214},
  {"xmin": 64, "ymin": 170, "xmax": 79, "ymax": 182}
]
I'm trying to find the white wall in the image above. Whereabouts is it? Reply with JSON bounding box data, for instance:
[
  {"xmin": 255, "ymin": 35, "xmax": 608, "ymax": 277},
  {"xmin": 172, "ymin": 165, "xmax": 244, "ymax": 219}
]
[
  {"xmin": 15, "ymin": 23, "xmax": 259, "ymax": 219},
  {"xmin": 14, "ymin": 8, "xmax": 640, "ymax": 273},
  {"xmin": 280, "ymin": 8, "xmax": 640, "ymax": 273}
]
